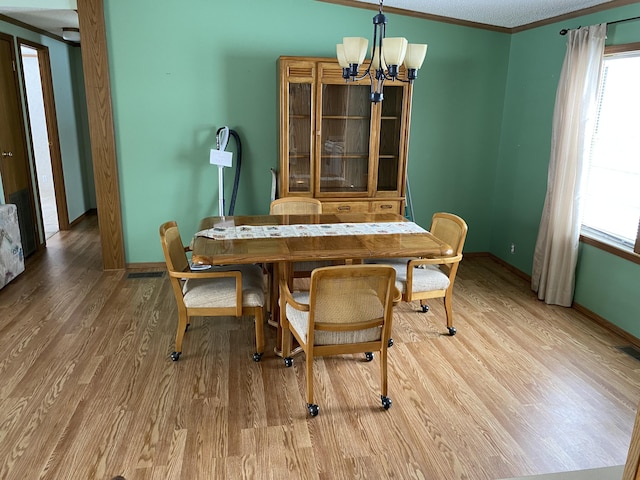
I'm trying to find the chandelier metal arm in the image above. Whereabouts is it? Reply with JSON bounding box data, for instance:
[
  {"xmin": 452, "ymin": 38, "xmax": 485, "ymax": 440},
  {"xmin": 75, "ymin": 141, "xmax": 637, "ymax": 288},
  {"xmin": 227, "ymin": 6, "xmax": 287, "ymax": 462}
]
[{"xmin": 336, "ymin": 0, "xmax": 427, "ymax": 103}]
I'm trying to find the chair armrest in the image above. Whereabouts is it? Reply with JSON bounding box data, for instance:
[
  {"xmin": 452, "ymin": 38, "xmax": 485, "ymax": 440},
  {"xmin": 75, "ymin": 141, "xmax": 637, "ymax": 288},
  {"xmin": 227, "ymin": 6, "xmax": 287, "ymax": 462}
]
[
  {"xmin": 168, "ymin": 269, "xmax": 242, "ymax": 281},
  {"xmin": 279, "ymin": 279, "xmax": 309, "ymax": 312},
  {"xmin": 392, "ymin": 286, "xmax": 402, "ymax": 306},
  {"xmin": 407, "ymin": 254, "xmax": 462, "ymax": 268},
  {"xmin": 404, "ymin": 255, "xmax": 462, "ymax": 296},
  {"xmin": 170, "ymin": 269, "xmax": 243, "ymax": 316}
]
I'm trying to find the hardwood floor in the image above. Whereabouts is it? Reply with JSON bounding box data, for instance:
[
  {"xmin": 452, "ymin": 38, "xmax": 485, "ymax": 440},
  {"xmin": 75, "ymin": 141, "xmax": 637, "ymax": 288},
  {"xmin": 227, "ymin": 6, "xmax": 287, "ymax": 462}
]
[{"xmin": 0, "ymin": 214, "xmax": 639, "ymax": 480}]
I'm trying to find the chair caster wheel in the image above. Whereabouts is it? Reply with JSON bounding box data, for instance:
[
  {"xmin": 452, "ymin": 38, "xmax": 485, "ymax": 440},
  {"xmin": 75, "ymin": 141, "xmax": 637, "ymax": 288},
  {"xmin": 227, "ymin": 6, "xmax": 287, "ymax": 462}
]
[
  {"xmin": 253, "ymin": 352, "xmax": 263, "ymax": 362},
  {"xmin": 365, "ymin": 352, "xmax": 374, "ymax": 362},
  {"xmin": 307, "ymin": 403, "xmax": 319, "ymax": 417},
  {"xmin": 421, "ymin": 304, "xmax": 429, "ymax": 313},
  {"xmin": 170, "ymin": 351, "xmax": 181, "ymax": 361},
  {"xmin": 284, "ymin": 357, "xmax": 293, "ymax": 367},
  {"xmin": 387, "ymin": 338, "xmax": 394, "ymax": 348},
  {"xmin": 448, "ymin": 327, "xmax": 457, "ymax": 336},
  {"xmin": 381, "ymin": 395, "xmax": 392, "ymax": 410}
]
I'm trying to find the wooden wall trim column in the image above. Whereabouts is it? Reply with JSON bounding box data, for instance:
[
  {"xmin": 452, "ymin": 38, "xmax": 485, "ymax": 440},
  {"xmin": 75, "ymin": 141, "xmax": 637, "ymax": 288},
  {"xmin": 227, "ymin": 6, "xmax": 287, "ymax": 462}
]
[{"xmin": 77, "ymin": 0, "xmax": 125, "ymax": 270}]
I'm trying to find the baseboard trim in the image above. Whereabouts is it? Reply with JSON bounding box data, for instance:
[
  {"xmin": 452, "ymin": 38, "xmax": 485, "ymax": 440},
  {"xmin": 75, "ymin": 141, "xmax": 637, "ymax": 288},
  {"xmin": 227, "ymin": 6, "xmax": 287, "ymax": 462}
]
[
  {"xmin": 573, "ymin": 303, "xmax": 640, "ymax": 349},
  {"xmin": 69, "ymin": 208, "xmax": 97, "ymax": 228},
  {"xmin": 484, "ymin": 253, "xmax": 531, "ymax": 283},
  {"xmin": 126, "ymin": 262, "xmax": 166, "ymax": 271},
  {"xmin": 124, "ymin": 252, "xmax": 640, "ymax": 348},
  {"xmin": 483, "ymin": 252, "xmax": 640, "ymax": 349}
]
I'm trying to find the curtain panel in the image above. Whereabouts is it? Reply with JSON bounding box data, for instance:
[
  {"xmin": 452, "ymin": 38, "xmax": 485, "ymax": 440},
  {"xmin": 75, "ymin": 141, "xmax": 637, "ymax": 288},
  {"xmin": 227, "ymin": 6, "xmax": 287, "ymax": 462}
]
[{"xmin": 531, "ymin": 24, "xmax": 606, "ymax": 307}]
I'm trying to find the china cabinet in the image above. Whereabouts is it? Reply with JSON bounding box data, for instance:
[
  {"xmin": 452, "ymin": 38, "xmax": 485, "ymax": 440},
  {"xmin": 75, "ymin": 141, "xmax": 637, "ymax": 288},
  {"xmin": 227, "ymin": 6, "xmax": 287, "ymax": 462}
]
[{"xmin": 278, "ymin": 56, "xmax": 413, "ymax": 215}]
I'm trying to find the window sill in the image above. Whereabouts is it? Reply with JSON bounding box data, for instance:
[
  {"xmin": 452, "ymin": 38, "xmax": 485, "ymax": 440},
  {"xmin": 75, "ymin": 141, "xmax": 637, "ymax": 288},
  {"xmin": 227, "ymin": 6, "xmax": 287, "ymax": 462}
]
[{"xmin": 580, "ymin": 234, "xmax": 640, "ymax": 266}]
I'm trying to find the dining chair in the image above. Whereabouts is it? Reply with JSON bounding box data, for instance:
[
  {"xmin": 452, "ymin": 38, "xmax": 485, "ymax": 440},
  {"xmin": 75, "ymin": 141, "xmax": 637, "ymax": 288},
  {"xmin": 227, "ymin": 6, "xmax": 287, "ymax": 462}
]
[
  {"xmin": 280, "ymin": 264, "xmax": 399, "ymax": 417},
  {"xmin": 159, "ymin": 221, "xmax": 266, "ymax": 362},
  {"xmin": 269, "ymin": 197, "xmax": 323, "ymax": 215},
  {"xmin": 369, "ymin": 212, "xmax": 468, "ymax": 336},
  {"xmin": 269, "ymin": 197, "xmax": 334, "ymax": 276},
  {"xmin": 267, "ymin": 198, "xmax": 335, "ymax": 324}
]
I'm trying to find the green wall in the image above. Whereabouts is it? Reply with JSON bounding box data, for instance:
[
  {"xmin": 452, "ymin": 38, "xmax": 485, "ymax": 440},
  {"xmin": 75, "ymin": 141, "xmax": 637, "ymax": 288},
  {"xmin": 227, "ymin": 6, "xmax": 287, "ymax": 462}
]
[
  {"xmin": 494, "ymin": 4, "xmax": 640, "ymax": 336},
  {"xmin": 103, "ymin": 0, "xmax": 509, "ymax": 262},
  {"xmin": 105, "ymin": 1, "xmax": 638, "ymax": 336}
]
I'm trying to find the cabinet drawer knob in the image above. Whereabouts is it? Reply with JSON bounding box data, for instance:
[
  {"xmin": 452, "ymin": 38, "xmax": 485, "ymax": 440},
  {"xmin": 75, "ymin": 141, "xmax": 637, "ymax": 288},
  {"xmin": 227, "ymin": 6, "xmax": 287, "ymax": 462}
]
[
  {"xmin": 338, "ymin": 205, "xmax": 351, "ymax": 211},
  {"xmin": 379, "ymin": 204, "xmax": 393, "ymax": 209}
]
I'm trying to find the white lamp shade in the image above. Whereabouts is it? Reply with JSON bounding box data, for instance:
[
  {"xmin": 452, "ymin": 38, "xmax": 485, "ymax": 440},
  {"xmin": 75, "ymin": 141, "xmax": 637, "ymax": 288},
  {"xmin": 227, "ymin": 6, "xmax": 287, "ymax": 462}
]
[
  {"xmin": 371, "ymin": 46, "xmax": 387, "ymax": 70},
  {"xmin": 343, "ymin": 37, "xmax": 368, "ymax": 65},
  {"xmin": 62, "ymin": 27, "xmax": 80, "ymax": 42},
  {"xmin": 382, "ymin": 37, "xmax": 408, "ymax": 66},
  {"xmin": 336, "ymin": 44, "xmax": 349, "ymax": 68},
  {"xmin": 404, "ymin": 44, "xmax": 428, "ymax": 69}
]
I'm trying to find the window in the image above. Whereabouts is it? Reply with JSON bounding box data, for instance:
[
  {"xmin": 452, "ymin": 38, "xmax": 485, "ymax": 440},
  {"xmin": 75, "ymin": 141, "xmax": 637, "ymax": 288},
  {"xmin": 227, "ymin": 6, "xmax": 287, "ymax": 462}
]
[{"xmin": 581, "ymin": 43, "xmax": 640, "ymax": 257}]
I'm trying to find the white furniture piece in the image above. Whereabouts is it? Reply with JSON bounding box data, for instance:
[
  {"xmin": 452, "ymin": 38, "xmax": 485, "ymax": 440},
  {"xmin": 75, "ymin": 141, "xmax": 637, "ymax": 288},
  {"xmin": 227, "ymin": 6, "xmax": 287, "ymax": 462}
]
[
  {"xmin": 499, "ymin": 465, "xmax": 624, "ymax": 480},
  {"xmin": 0, "ymin": 204, "xmax": 25, "ymax": 290}
]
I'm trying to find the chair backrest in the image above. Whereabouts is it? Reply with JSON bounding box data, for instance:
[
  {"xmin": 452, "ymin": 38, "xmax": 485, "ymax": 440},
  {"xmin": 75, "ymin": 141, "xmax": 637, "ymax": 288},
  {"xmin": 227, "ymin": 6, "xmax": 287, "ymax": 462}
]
[
  {"xmin": 307, "ymin": 265, "xmax": 396, "ymax": 344},
  {"xmin": 270, "ymin": 197, "xmax": 322, "ymax": 215},
  {"xmin": 159, "ymin": 221, "xmax": 189, "ymax": 274},
  {"xmin": 430, "ymin": 213, "xmax": 468, "ymax": 256}
]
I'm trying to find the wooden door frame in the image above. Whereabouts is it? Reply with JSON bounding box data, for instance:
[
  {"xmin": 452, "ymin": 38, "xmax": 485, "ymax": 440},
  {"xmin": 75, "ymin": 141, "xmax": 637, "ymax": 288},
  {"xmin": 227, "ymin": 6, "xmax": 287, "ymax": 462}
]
[
  {"xmin": 0, "ymin": 31, "xmax": 42, "ymax": 254},
  {"xmin": 77, "ymin": 0, "xmax": 124, "ymax": 270},
  {"xmin": 17, "ymin": 38, "xmax": 70, "ymax": 231}
]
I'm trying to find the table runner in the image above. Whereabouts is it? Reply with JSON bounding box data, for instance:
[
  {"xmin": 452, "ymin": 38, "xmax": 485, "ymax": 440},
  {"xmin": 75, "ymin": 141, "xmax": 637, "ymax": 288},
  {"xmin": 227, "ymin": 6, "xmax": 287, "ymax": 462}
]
[{"xmin": 195, "ymin": 221, "xmax": 427, "ymax": 240}]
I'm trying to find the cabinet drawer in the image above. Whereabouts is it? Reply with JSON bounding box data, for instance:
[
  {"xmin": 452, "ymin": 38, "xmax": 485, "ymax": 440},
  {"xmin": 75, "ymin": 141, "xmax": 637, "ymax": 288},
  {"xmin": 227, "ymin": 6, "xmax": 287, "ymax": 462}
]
[
  {"xmin": 322, "ymin": 201, "xmax": 369, "ymax": 214},
  {"xmin": 370, "ymin": 201, "xmax": 402, "ymax": 214}
]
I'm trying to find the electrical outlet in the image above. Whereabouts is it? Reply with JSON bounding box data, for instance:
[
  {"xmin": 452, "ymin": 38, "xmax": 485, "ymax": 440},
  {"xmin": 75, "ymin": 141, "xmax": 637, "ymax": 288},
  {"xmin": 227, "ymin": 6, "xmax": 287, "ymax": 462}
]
[{"xmin": 510, "ymin": 243, "xmax": 516, "ymax": 254}]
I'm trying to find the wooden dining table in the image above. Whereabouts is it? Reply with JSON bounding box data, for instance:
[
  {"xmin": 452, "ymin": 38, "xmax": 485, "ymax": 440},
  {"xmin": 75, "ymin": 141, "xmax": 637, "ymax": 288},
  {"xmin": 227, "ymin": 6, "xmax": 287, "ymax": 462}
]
[{"xmin": 191, "ymin": 212, "xmax": 453, "ymax": 354}]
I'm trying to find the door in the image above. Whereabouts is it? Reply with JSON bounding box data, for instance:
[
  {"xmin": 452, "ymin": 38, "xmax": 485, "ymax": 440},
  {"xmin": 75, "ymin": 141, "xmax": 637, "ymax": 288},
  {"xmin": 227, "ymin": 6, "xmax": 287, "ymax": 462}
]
[{"xmin": 0, "ymin": 32, "xmax": 38, "ymax": 256}]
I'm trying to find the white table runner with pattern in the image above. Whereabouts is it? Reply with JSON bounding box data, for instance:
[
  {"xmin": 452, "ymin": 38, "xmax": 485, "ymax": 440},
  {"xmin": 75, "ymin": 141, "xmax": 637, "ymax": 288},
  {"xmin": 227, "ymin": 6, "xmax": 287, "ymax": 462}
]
[{"xmin": 195, "ymin": 221, "xmax": 427, "ymax": 240}]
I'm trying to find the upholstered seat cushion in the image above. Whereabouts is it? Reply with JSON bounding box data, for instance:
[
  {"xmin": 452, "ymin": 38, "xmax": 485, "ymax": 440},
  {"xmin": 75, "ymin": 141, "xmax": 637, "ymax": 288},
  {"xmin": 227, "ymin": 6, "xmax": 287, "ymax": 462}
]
[
  {"xmin": 182, "ymin": 264, "xmax": 265, "ymax": 308},
  {"xmin": 286, "ymin": 290, "xmax": 383, "ymax": 345},
  {"xmin": 393, "ymin": 263, "xmax": 450, "ymax": 294},
  {"xmin": 366, "ymin": 258, "xmax": 450, "ymax": 294}
]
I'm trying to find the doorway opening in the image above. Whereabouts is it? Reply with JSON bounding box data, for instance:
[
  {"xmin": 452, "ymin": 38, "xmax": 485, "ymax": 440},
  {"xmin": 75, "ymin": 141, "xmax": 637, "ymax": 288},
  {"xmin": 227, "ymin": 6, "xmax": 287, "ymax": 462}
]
[
  {"xmin": 21, "ymin": 46, "xmax": 56, "ymax": 238},
  {"xmin": 19, "ymin": 40, "xmax": 70, "ymax": 242}
]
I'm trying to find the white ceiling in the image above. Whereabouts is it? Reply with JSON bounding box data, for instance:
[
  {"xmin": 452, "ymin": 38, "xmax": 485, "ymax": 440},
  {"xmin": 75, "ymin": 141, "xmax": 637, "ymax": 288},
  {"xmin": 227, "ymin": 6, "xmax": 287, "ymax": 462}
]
[
  {"xmin": 0, "ymin": 0, "xmax": 624, "ymax": 38},
  {"xmin": 0, "ymin": 7, "xmax": 78, "ymax": 40},
  {"xmin": 352, "ymin": 0, "xmax": 615, "ymax": 28}
]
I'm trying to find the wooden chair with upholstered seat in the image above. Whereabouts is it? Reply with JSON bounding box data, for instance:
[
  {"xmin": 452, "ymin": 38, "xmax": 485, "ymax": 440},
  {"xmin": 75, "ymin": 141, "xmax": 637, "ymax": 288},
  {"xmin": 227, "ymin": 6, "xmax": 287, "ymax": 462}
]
[
  {"xmin": 269, "ymin": 197, "xmax": 322, "ymax": 215},
  {"xmin": 269, "ymin": 197, "xmax": 333, "ymax": 278},
  {"xmin": 280, "ymin": 264, "xmax": 399, "ymax": 417},
  {"xmin": 159, "ymin": 221, "xmax": 266, "ymax": 362},
  {"xmin": 368, "ymin": 212, "xmax": 468, "ymax": 336},
  {"xmin": 267, "ymin": 198, "xmax": 335, "ymax": 324}
]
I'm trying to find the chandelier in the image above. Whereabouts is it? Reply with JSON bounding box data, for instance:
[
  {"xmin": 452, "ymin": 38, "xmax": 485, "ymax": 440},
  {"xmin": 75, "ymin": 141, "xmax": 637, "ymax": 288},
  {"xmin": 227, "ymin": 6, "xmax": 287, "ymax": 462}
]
[{"xmin": 336, "ymin": 0, "xmax": 427, "ymax": 103}]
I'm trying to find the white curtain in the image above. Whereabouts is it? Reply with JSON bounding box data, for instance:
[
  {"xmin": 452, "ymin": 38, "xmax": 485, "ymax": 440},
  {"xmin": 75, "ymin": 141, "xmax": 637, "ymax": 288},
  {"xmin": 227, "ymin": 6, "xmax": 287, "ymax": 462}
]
[{"xmin": 531, "ymin": 24, "xmax": 606, "ymax": 307}]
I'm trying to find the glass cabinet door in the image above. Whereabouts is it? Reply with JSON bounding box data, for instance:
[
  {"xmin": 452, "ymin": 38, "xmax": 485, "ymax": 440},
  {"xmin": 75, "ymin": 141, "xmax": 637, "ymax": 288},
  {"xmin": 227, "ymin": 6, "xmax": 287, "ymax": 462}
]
[
  {"xmin": 377, "ymin": 84, "xmax": 403, "ymax": 192},
  {"xmin": 287, "ymin": 83, "xmax": 312, "ymax": 193},
  {"xmin": 318, "ymin": 83, "xmax": 371, "ymax": 194}
]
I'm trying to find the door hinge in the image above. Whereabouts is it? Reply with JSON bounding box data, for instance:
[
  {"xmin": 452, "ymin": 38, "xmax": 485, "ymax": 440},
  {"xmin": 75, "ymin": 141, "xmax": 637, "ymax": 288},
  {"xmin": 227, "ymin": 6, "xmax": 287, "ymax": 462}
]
[{"xmin": 12, "ymin": 60, "xmax": 16, "ymax": 71}]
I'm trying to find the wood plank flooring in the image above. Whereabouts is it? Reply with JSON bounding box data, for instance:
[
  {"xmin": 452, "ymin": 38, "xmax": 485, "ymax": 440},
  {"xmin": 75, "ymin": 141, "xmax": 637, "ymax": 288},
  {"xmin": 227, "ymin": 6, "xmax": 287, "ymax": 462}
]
[{"xmin": 0, "ymin": 214, "xmax": 639, "ymax": 480}]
